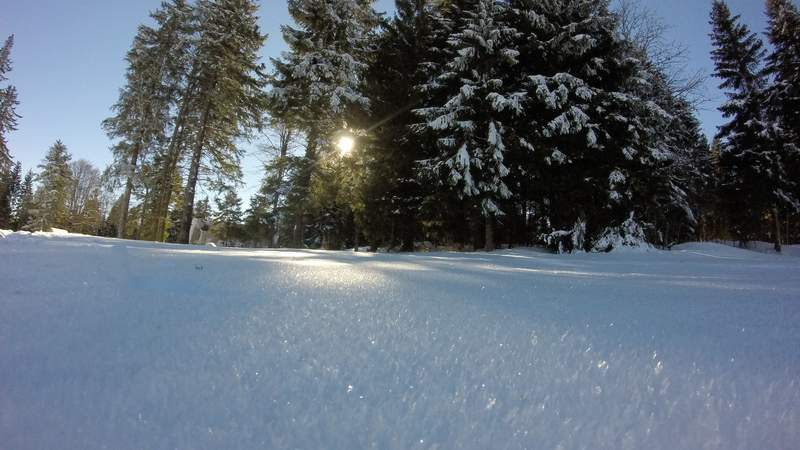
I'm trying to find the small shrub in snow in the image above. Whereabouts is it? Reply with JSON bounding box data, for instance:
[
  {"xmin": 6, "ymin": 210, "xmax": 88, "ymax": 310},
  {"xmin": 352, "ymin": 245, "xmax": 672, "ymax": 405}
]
[
  {"xmin": 542, "ymin": 219, "xmax": 587, "ymax": 253},
  {"xmin": 591, "ymin": 214, "xmax": 652, "ymax": 252}
]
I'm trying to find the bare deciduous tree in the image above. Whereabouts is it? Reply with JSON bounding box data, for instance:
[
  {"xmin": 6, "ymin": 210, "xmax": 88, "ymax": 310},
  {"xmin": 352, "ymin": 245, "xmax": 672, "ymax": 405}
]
[
  {"xmin": 67, "ymin": 159, "xmax": 101, "ymax": 217},
  {"xmin": 614, "ymin": 0, "xmax": 709, "ymax": 107}
]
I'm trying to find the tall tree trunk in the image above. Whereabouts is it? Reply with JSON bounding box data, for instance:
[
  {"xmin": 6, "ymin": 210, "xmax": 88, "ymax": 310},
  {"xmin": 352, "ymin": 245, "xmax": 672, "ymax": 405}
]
[
  {"xmin": 270, "ymin": 128, "xmax": 292, "ymax": 247},
  {"xmin": 141, "ymin": 187, "xmax": 160, "ymax": 241},
  {"xmin": 401, "ymin": 212, "xmax": 415, "ymax": 252},
  {"xmin": 117, "ymin": 142, "xmax": 141, "ymax": 239},
  {"xmin": 292, "ymin": 129, "xmax": 318, "ymax": 248},
  {"xmin": 353, "ymin": 215, "xmax": 359, "ymax": 252},
  {"xmin": 177, "ymin": 102, "xmax": 211, "ymax": 244},
  {"xmin": 485, "ymin": 215, "xmax": 496, "ymax": 252},
  {"xmin": 134, "ymin": 185, "xmax": 150, "ymax": 240},
  {"xmin": 773, "ymin": 207, "xmax": 782, "ymax": 253},
  {"xmin": 152, "ymin": 81, "xmax": 195, "ymax": 241},
  {"xmin": 507, "ymin": 210, "xmax": 515, "ymax": 249},
  {"xmin": 293, "ymin": 212, "xmax": 304, "ymax": 248},
  {"xmin": 390, "ymin": 217, "xmax": 397, "ymax": 250},
  {"xmin": 152, "ymin": 143, "xmax": 183, "ymax": 241}
]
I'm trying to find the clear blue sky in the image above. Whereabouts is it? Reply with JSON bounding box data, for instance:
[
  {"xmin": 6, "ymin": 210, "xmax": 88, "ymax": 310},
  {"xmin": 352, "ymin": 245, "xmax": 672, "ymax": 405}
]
[{"xmin": 1, "ymin": 0, "xmax": 767, "ymax": 200}]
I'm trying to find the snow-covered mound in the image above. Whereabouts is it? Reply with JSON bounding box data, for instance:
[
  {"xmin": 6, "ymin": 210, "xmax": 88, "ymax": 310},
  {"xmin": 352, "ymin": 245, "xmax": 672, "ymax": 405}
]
[
  {"xmin": 1, "ymin": 234, "xmax": 799, "ymax": 450},
  {"xmin": 674, "ymin": 241, "xmax": 800, "ymax": 258},
  {"xmin": 729, "ymin": 240, "xmax": 800, "ymax": 257},
  {"xmin": 1, "ymin": 228, "xmax": 85, "ymax": 240},
  {"xmin": 672, "ymin": 241, "xmax": 769, "ymax": 258}
]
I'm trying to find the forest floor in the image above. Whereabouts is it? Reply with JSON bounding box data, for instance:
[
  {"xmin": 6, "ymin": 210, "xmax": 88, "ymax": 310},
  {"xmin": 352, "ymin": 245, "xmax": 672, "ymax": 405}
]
[{"xmin": 1, "ymin": 231, "xmax": 799, "ymax": 449}]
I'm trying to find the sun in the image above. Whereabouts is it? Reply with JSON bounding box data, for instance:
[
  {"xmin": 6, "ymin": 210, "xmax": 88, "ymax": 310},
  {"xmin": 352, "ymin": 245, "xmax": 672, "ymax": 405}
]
[{"xmin": 336, "ymin": 135, "xmax": 355, "ymax": 156}]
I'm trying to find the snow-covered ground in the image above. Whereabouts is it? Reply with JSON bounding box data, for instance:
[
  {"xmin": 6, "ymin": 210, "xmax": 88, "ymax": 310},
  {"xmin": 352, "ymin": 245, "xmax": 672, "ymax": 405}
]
[{"xmin": 1, "ymin": 232, "xmax": 798, "ymax": 450}]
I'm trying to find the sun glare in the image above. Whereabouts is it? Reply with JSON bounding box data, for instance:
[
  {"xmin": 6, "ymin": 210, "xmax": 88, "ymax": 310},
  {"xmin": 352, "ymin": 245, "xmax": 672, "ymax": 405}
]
[{"xmin": 337, "ymin": 136, "xmax": 355, "ymax": 156}]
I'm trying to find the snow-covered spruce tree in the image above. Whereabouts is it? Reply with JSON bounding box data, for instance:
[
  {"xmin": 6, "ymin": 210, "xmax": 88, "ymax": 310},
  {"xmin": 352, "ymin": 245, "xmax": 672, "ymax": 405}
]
[
  {"xmin": 34, "ymin": 141, "xmax": 73, "ymax": 231},
  {"xmin": 764, "ymin": 0, "xmax": 800, "ymax": 237},
  {"xmin": 509, "ymin": 0, "xmax": 673, "ymax": 251},
  {"xmin": 651, "ymin": 90, "xmax": 712, "ymax": 245},
  {"xmin": 610, "ymin": 49, "xmax": 709, "ymax": 247},
  {"xmin": 270, "ymin": 0, "xmax": 379, "ymax": 247},
  {"xmin": 710, "ymin": 0, "xmax": 788, "ymax": 251},
  {"xmin": 623, "ymin": 68, "xmax": 709, "ymax": 250},
  {"xmin": 0, "ymin": 35, "xmax": 20, "ymax": 175},
  {"xmin": 610, "ymin": 0, "xmax": 713, "ymax": 246},
  {"xmin": 362, "ymin": 0, "xmax": 439, "ymax": 251},
  {"xmin": 765, "ymin": 0, "xmax": 800, "ymax": 146},
  {"xmin": 176, "ymin": 0, "xmax": 268, "ymax": 244},
  {"xmin": 103, "ymin": 0, "xmax": 193, "ymax": 240},
  {"xmin": 415, "ymin": 0, "xmax": 522, "ymax": 251}
]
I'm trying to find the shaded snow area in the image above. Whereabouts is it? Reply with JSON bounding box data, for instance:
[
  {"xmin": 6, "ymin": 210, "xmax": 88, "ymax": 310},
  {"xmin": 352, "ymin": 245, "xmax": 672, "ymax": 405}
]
[{"xmin": 1, "ymin": 232, "xmax": 799, "ymax": 450}]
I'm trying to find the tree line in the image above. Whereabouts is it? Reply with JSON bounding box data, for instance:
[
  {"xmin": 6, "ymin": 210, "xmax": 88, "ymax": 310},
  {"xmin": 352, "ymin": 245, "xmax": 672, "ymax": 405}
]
[{"xmin": 1, "ymin": 0, "xmax": 797, "ymax": 253}]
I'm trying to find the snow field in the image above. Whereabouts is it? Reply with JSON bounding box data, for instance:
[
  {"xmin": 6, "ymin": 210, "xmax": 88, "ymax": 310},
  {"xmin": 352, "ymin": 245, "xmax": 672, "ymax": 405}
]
[{"xmin": 1, "ymin": 232, "xmax": 798, "ymax": 449}]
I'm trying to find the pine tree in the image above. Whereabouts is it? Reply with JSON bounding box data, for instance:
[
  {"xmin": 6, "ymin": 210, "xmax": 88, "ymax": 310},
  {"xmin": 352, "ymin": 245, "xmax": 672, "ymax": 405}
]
[
  {"xmin": 0, "ymin": 35, "xmax": 20, "ymax": 174},
  {"xmin": 645, "ymin": 78, "xmax": 711, "ymax": 245},
  {"xmin": 363, "ymin": 0, "xmax": 438, "ymax": 250},
  {"xmin": 176, "ymin": 0, "xmax": 268, "ymax": 244},
  {"xmin": 35, "ymin": 141, "xmax": 73, "ymax": 231},
  {"xmin": 271, "ymin": 0, "xmax": 378, "ymax": 134},
  {"xmin": 611, "ymin": 1, "xmax": 713, "ymax": 245},
  {"xmin": 243, "ymin": 193, "xmax": 270, "ymax": 247},
  {"xmin": 765, "ymin": 0, "xmax": 800, "ymax": 143},
  {"xmin": 0, "ymin": 161, "xmax": 20, "ymax": 228},
  {"xmin": 144, "ymin": 0, "xmax": 199, "ymax": 242},
  {"xmin": 764, "ymin": 0, "xmax": 800, "ymax": 231},
  {"xmin": 12, "ymin": 169, "xmax": 34, "ymax": 231},
  {"xmin": 213, "ymin": 189, "xmax": 243, "ymax": 246},
  {"xmin": 504, "ymin": 0, "xmax": 672, "ymax": 251},
  {"xmin": 710, "ymin": 0, "xmax": 786, "ymax": 251},
  {"xmin": 415, "ymin": 0, "xmax": 521, "ymax": 251},
  {"xmin": 103, "ymin": 0, "xmax": 194, "ymax": 240},
  {"xmin": 270, "ymin": 0, "xmax": 379, "ymax": 247}
]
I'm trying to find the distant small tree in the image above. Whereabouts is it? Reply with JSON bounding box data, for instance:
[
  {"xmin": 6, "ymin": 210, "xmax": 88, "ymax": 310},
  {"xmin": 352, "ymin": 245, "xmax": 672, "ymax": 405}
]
[
  {"xmin": 213, "ymin": 189, "xmax": 243, "ymax": 246},
  {"xmin": 34, "ymin": 141, "xmax": 73, "ymax": 231},
  {"xmin": 66, "ymin": 159, "xmax": 103, "ymax": 234},
  {"xmin": 12, "ymin": 169, "xmax": 34, "ymax": 230},
  {"xmin": 243, "ymin": 193, "xmax": 270, "ymax": 247},
  {"xmin": 194, "ymin": 197, "xmax": 211, "ymax": 223}
]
